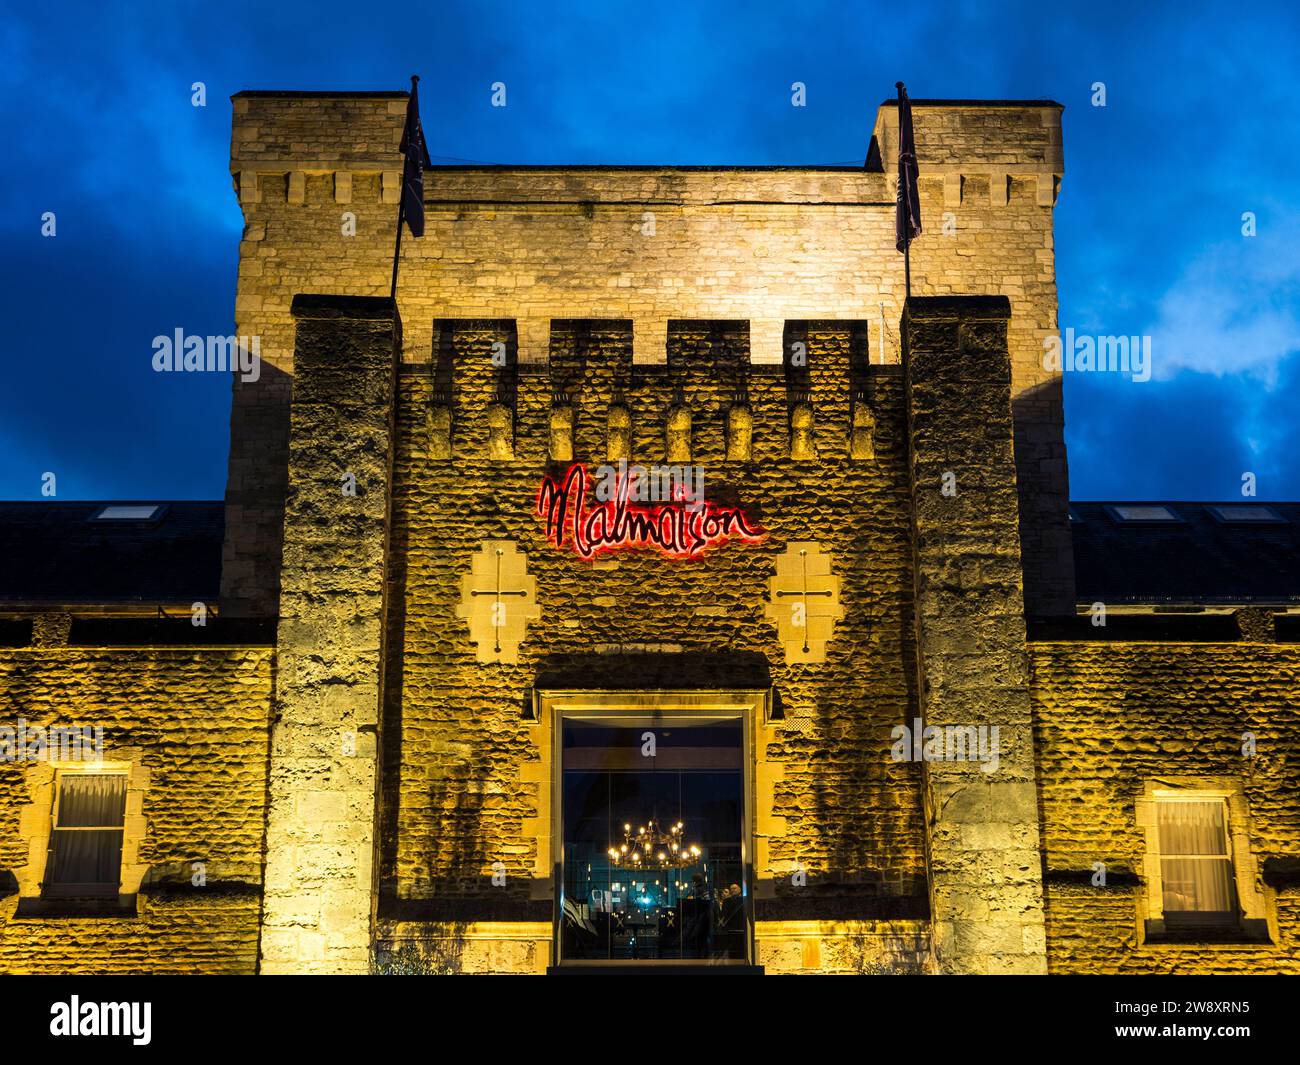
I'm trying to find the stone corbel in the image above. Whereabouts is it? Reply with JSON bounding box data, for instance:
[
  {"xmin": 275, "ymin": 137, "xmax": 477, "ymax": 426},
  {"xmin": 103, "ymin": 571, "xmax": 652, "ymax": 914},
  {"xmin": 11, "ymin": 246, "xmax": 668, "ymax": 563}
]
[
  {"xmin": 381, "ymin": 170, "xmax": 401, "ymax": 205},
  {"xmin": 848, "ymin": 397, "xmax": 875, "ymax": 460},
  {"xmin": 790, "ymin": 402, "xmax": 817, "ymax": 460},
  {"xmin": 665, "ymin": 399, "xmax": 691, "ymax": 463},
  {"xmin": 486, "ymin": 401, "xmax": 514, "ymax": 460},
  {"xmin": 726, "ymin": 400, "xmax": 753, "ymax": 462},
  {"xmin": 607, "ymin": 401, "xmax": 632, "ymax": 462},
  {"xmin": 334, "ymin": 171, "xmax": 353, "ymax": 205},
  {"xmin": 549, "ymin": 402, "xmax": 575, "ymax": 462},
  {"xmin": 943, "ymin": 172, "xmax": 963, "ymax": 207},
  {"xmin": 238, "ymin": 171, "xmax": 261, "ymax": 205},
  {"xmin": 426, "ymin": 402, "xmax": 452, "ymax": 460}
]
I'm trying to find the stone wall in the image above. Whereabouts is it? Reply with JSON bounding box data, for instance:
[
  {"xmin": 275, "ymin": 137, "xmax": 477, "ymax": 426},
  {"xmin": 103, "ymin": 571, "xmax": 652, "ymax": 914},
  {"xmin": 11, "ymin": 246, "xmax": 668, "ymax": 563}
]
[
  {"xmin": 1030, "ymin": 641, "xmax": 1300, "ymax": 973},
  {"xmin": 223, "ymin": 92, "xmax": 1072, "ymax": 619},
  {"xmin": 376, "ymin": 322, "xmax": 931, "ymax": 971},
  {"xmin": 902, "ymin": 296, "xmax": 1048, "ymax": 974},
  {"xmin": 0, "ymin": 647, "xmax": 272, "ymax": 974},
  {"xmin": 258, "ymin": 296, "xmax": 399, "ymax": 974}
]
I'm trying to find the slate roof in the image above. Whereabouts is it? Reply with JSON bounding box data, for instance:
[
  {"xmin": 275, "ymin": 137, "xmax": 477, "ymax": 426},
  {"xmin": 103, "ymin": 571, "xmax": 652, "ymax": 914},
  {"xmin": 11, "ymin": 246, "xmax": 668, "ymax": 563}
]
[
  {"xmin": 0, "ymin": 499, "xmax": 1295, "ymax": 610},
  {"xmin": 0, "ymin": 502, "xmax": 223, "ymax": 607},
  {"xmin": 1070, "ymin": 501, "xmax": 1300, "ymax": 606}
]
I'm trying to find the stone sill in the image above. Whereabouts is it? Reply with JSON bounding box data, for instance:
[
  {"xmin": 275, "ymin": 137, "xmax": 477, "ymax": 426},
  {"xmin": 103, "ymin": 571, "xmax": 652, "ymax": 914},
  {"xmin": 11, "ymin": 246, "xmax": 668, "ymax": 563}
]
[
  {"xmin": 1142, "ymin": 918, "xmax": 1273, "ymax": 948},
  {"xmin": 14, "ymin": 894, "xmax": 138, "ymax": 920}
]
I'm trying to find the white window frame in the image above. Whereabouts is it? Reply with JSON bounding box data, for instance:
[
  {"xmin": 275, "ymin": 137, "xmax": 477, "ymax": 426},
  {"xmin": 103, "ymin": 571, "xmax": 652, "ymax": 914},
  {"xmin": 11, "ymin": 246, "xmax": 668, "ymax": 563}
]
[
  {"xmin": 1152, "ymin": 795, "xmax": 1236, "ymax": 924},
  {"xmin": 42, "ymin": 767, "xmax": 130, "ymax": 899},
  {"xmin": 1135, "ymin": 779, "xmax": 1274, "ymax": 945}
]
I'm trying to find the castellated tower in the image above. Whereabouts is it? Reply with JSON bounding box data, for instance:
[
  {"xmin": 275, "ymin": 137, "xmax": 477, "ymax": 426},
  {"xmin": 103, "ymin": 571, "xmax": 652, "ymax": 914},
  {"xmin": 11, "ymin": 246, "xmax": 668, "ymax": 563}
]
[
  {"xmin": 224, "ymin": 92, "xmax": 1069, "ymax": 974},
  {"xmin": 223, "ymin": 92, "xmax": 1072, "ymax": 621},
  {"xmin": 4, "ymin": 88, "xmax": 1297, "ymax": 981}
]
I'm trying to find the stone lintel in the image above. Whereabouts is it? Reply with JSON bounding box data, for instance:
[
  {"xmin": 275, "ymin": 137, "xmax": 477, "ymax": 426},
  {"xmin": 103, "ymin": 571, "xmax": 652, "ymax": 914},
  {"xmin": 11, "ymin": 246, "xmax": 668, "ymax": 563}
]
[{"xmin": 291, "ymin": 294, "xmax": 398, "ymax": 321}]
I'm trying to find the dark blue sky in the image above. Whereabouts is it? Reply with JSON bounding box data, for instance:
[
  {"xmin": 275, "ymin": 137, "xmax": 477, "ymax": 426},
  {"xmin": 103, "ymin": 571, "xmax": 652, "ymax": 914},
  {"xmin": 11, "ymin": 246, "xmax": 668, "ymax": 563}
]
[{"xmin": 4, "ymin": 1, "xmax": 1297, "ymax": 502}]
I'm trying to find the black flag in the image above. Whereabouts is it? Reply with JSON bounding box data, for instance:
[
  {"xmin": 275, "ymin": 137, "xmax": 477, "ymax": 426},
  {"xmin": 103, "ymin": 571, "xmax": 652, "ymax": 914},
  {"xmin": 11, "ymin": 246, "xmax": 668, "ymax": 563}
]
[
  {"xmin": 894, "ymin": 81, "xmax": 921, "ymax": 253},
  {"xmin": 399, "ymin": 75, "xmax": 432, "ymax": 238}
]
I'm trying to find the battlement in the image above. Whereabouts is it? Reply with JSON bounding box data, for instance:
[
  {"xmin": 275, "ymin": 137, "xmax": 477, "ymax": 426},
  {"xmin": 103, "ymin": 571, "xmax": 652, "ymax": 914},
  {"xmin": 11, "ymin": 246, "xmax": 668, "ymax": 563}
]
[
  {"xmin": 221, "ymin": 88, "xmax": 1076, "ymax": 618},
  {"xmin": 231, "ymin": 92, "xmax": 1063, "ymax": 210},
  {"xmin": 402, "ymin": 319, "xmax": 892, "ymax": 469}
]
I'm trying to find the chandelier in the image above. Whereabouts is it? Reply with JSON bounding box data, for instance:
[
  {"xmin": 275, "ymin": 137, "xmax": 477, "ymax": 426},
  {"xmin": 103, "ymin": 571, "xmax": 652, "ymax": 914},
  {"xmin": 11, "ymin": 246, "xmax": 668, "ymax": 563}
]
[{"xmin": 607, "ymin": 819, "xmax": 702, "ymax": 869}]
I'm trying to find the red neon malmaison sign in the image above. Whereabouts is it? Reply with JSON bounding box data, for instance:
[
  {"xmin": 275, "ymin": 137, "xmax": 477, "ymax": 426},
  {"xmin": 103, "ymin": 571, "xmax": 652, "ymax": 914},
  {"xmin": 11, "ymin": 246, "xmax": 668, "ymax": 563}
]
[{"xmin": 535, "ymin": 464, "xmax": 762, "ymax": 559}]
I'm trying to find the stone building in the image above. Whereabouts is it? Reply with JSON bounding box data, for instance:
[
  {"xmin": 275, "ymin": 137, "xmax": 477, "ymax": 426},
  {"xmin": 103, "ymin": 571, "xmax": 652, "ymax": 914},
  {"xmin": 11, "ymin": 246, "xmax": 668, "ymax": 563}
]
[{"xmin": 0, "ymin": 92, "xmax": 1296, "ymax": 975}]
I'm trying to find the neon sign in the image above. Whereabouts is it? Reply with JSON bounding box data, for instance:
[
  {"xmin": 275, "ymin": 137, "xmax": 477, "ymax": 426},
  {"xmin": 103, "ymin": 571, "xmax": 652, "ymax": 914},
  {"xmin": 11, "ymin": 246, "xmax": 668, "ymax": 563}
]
[{"xmin": 536, "ymin": 464, "xmax": 762, "ymax": 559}]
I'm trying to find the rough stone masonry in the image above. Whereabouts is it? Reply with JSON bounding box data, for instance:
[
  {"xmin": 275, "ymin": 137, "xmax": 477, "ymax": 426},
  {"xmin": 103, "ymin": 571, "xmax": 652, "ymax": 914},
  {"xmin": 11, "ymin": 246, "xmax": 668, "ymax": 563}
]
[
  {"xmin": 222, "ymin": 93, "xmax": 1073, "ymax": 622},
  {"xmin": 3, "ymin": 91, "xmax": 1295, "ymax": 977}
]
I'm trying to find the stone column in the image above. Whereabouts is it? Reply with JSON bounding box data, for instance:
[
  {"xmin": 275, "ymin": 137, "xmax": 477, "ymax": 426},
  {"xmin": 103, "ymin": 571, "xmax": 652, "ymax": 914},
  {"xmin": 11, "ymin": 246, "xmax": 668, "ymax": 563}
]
[
  {"xmin": 258, "ymin": 295, "xmax": 399, "ymax": 974},
  {"xmin": 902, "ymin": 296, "xmax": 1048, "ymax": 974}
]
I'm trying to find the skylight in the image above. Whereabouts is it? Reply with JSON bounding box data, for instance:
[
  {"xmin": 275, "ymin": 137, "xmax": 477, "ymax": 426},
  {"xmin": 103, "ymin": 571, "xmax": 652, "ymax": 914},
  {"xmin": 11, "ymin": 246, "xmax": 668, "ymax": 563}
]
[
  {"xmin": 1207, "ymin": 505, "xmax": 1286, "ymax": 524},
  {"xmin": 1107, "ymin": 504, "xmax": 1181, "ymax": 523},
  {"xmin": 89, "ymin": 505, "xmax": 163, "ymax": 521}
]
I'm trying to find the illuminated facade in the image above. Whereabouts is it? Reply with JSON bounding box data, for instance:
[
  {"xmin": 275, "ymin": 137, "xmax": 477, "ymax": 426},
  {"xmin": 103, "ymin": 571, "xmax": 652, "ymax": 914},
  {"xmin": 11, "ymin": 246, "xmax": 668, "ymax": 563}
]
[{"xmin": 0, "ymin": 93, "xmax": 1297, "ymax": 974}]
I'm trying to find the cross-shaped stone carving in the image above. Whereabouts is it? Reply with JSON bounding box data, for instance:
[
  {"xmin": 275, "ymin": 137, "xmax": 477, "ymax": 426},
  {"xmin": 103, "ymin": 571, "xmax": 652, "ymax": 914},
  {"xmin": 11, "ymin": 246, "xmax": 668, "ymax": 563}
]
[
  {"xmin": 456, "ymin": 540, "xmax": 540, "ymax": 664},
  {"xmin": 764, "ymin": 541, "xmax": 843, "ymax": 664}
]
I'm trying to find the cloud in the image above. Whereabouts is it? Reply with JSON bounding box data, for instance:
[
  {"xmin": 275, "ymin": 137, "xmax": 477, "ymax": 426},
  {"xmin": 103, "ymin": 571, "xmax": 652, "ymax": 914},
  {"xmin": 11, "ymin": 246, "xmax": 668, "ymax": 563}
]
[
  {"xmin": 3, "ymin": 0, "xmax": 1300, "ymax": 501},
  {"xmin": 1064, "ymin": 352, "xmax": 1300, "ymax": 500},
  {"xmin": 1144, "ymin": 217, "xmax": 1300, "ymax": 386}
]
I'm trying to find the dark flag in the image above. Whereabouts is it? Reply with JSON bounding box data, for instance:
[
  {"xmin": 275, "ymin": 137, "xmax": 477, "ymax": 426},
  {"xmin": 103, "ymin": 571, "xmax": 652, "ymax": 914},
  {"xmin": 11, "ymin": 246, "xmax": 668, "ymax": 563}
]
[
  {"xmin": 894, "ymin": 81, "xmax": 921, "ymax": 254},
  {"xmin": 399, "ymin": 75, "xmax": 432, "ymax": 238}
]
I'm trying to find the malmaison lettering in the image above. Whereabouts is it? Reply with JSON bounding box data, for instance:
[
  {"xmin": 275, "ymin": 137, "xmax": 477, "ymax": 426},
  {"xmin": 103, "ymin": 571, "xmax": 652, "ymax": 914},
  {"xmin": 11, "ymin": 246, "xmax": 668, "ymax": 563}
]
[{"xmin": 536, "ymin": 463, "xmax": 762, "ymax": 559}]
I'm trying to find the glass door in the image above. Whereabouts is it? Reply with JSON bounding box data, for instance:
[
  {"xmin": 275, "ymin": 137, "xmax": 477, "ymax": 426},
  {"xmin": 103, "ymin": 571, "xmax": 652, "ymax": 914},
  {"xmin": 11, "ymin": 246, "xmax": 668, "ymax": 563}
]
[{"xmin": 557, "ymin": 713, "xmax": 750, "ymax": 964}]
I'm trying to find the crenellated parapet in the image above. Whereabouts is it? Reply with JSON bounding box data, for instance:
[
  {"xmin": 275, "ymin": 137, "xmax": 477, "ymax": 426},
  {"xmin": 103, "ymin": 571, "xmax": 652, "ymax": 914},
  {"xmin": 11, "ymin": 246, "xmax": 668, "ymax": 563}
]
[
  {"xmin": 871, "ymin": 99, "xmax": 1064, "ymax": 208},
  {"xmin": 407, "ymin": 319, "xmax": 884, "ymax": 468},
  {"xmin": 222, "ymin": 89, "xmax": 1074, "ymax": 620}
]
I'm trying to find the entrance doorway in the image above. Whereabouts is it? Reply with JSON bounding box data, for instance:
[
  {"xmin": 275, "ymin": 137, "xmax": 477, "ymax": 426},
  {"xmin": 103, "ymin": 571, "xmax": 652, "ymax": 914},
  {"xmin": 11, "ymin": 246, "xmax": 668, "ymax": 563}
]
[{"xmin": 556, "ymin": 710, "xmax": 752, "ymax": 965}]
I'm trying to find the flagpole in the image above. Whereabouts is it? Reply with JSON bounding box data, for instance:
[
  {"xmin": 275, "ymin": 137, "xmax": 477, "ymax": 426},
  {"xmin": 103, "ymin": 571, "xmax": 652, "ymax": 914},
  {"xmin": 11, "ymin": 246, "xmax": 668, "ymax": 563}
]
[
  {"xmin": 390, "ymin": 195, "xmax": 405, "ymax": 300},
  {"xmin": 898, "ymin": 81, "xmax": 912, "ymax": 304},
  {"xmin": 903, "ymin": 236, "xmax": 912, "ymax": 374},
  {"xmin": 895, "ymin": 80, "xmax": 916, "ymax": 365}
]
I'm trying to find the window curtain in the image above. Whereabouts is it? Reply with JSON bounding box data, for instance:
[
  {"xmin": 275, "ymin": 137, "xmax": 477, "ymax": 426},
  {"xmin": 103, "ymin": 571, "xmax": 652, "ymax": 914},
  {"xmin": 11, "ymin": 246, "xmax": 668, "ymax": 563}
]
[
  {"xmin": 45, "ymin": 775, "xmax": 127, "ymax": 891},
  {"xmin": 1157, "ymin": 801, "xmax": 1236, "ymax": 916}
]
